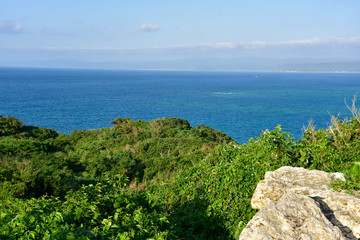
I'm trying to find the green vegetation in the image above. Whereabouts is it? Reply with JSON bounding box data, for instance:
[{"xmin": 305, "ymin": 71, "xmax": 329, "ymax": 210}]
[{"xmin": 0, "ymin": 108, "xmax": 359, "ymax": 239}]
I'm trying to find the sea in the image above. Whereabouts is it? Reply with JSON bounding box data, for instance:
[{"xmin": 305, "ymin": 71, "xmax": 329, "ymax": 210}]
[{"xmin": 1, "ymin": 67, "xmax": 360, "ymax": 143}]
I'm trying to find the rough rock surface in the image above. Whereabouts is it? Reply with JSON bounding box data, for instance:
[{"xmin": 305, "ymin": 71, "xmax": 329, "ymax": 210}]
[
  {"xmin": 251, "ymin": 166, "xmax": 346, "ymax": 210},
  {"xmin": 240, "ymin": 166, "xmax": 360, "ymax": 240},
  {"xmin": 239, "ymin": 192, "xmax": 345, "ymax": 240}
]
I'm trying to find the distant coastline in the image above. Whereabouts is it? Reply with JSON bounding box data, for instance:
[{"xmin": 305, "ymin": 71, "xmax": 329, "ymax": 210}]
[{"xmin": 1, "ymin": 65, "xmax": 360, "ymax": 73}]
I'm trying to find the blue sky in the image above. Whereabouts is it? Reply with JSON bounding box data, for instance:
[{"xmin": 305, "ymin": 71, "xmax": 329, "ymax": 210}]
[{"xmin": 1, "ymin": 0, "xmax": 359, "ymax": 69}]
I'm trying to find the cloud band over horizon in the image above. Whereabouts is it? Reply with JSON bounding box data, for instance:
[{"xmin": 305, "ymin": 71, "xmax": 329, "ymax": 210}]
[
  {"xmin": 2, "ymin": 36, "xmax": 358, "ymax": 51},
  {"xmin": 0, "ymin": 36, "xmax": 359, "ymax": 70}
]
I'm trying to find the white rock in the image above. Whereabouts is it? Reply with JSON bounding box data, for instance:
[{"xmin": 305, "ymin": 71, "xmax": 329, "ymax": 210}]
[
  {"xmin": 240, "ymin": 192, "xmax": 345, "ymax": 240},
  {"xmin": 247, "ymin": 166, "xmax": 360, "ymax": 239},
  {"xmin": 251, "ymin": 166, "xmax": 345, "ymax": 210}
]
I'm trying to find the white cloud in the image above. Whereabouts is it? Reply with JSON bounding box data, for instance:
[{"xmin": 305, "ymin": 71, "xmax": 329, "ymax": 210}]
[
  {"xmin": 0, "ymin": 20, "xmax": 23, "ymax": 34},
  {"xmin": 212, "ymin": 42, "xmax": 238, "ymax": 48},
  {"xmin": 5, "ymin": 36, "xmax": 359, "ymax": 53},
  {"xmin": 347, "ymin": 37, "xmax": 360, "ymax": 43},
  {"xmin": 243, "ymin": 37, "xmax": 360, "ymax": 49},
  {"xmin": 148, "ymin": 37, "xmax": 360, "ymax": 51},
  {"xmin": 141, "ymin": 23, "xmax": 159, "ymax": 32}
]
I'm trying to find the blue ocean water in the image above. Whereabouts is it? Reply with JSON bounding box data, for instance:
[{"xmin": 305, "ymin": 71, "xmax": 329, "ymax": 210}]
[{"xmin": 1, "ymin": 67, "xmax": 360, "ymax": 143}]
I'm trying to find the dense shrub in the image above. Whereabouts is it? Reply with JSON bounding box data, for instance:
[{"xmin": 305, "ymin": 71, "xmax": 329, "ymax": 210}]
[
  {"xmin": 0, "ymin": 175, "xmax": 170, "ymax": 240},
  {"xmin": 0, "ymin": 116, "xmax": 232, "ymax": 199},
  {"xmin": 0, "ymin": 114, "xmax": 359, "ymax": 239}
]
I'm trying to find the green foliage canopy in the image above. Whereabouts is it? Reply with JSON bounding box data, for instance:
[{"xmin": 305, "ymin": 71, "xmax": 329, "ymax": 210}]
[{"xmin": 0, "ymin": 114, "xmax": 359, "ymax": 239}]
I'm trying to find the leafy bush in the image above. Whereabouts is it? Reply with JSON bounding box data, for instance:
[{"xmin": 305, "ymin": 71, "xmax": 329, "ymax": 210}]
[
  {"xmin": 0, "ymin": 175, "xmax": 170, "ymax": 239},
  {"xmin": 147, "ymin": 126, "xmax": 295, "ymax": 239},
  {"xmin": 0, "ymin": 116, "xmax": 232, "ymax": 199},
  {"xmin": 0, "ymin": 114, "xmax": 359, "ymax": 239}
]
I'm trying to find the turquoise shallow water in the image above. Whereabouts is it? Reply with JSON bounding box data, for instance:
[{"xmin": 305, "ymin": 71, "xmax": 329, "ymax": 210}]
[{"xmin": 1, "ymin": 67, "xmax": 360, "ymax": 143}]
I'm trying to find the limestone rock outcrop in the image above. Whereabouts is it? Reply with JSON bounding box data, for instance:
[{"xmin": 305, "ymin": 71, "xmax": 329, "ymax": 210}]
[
  {"xmin": 240, "ymin": 166, "xmax": 360, "ymax": 240},
  {"xmin": 239, "ymin": 192, "xmax": 345, "ymax": 240},
  {"xmin": 250, "ymin": 166, "xmax": 346, "ymax": 210}
]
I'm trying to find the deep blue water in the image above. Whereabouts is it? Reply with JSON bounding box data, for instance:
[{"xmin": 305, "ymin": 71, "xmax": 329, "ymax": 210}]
[{"xmin": 1, "ymin": 67, "xmax": 360, "ymax": 143}]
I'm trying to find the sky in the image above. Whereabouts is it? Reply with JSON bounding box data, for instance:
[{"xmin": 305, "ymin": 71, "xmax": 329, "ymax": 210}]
[{"xmin": 1, "ymin": 0, "xmax": 360, "ymax": 70}]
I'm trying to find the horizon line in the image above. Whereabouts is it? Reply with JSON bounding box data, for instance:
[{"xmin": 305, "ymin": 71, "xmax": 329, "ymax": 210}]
[{"xmin": 1, "ymin": 65, "xmax": 360, "ymax": 74}]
